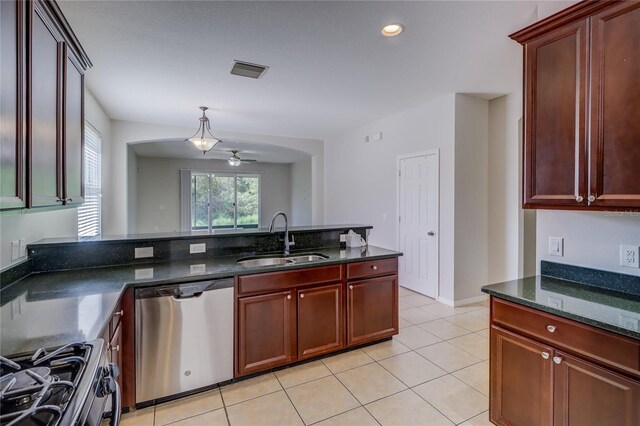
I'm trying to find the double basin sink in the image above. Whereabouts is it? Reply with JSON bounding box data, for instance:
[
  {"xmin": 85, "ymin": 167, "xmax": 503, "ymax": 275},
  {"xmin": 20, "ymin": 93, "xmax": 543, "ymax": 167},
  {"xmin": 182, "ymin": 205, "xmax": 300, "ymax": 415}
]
[{"xmin": 238, "ymin": 253, "xmax": 329, "ymax": 268}]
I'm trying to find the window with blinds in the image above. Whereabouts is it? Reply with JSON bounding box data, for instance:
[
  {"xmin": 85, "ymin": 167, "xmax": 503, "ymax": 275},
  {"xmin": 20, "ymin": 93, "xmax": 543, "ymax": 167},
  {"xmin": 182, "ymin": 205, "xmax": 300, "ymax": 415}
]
[{"xmin": 78, "ymin": 123, "xmax": 102, "ymax": 236}]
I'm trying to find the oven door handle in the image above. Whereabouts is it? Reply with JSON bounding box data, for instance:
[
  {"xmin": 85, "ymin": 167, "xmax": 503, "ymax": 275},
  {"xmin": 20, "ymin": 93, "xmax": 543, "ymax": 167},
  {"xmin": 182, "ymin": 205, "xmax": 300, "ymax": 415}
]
[{"xmin": 110, "ymin": 380, "xmax": 122, "ymax": 426}]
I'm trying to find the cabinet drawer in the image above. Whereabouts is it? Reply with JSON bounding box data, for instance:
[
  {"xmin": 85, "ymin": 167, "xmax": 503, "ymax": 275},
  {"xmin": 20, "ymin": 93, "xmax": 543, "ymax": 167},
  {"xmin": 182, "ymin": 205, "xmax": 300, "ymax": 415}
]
[
  {"xmin": 238, "ymin": 265, "xmax": 342, "ymax": 296},
  {"xmin": 492, "ymin": 298, "xmax": 640, "ymax": 375},
  {"xmin": 347, "ymin": 258, "xmax": 397, "ymax": 280}
]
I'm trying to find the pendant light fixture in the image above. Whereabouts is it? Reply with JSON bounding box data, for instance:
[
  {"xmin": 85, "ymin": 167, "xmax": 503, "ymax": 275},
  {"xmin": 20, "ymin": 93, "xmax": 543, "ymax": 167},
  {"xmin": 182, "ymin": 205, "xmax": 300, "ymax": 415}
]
[{"xmin": 186, "ymin": 106, "xmax": 220, "ymax": 154}]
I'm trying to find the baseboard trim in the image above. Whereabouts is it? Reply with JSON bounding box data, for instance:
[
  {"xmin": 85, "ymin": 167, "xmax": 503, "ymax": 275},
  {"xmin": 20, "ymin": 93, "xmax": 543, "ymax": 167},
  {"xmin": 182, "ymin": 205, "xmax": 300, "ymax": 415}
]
[
  {"xmin": 436, "ymin": 296, "xmax": 454, "ymax": 307},
  {"xmin": 453, "ymin": 294, "xmax": 489, "ymax": 307}
]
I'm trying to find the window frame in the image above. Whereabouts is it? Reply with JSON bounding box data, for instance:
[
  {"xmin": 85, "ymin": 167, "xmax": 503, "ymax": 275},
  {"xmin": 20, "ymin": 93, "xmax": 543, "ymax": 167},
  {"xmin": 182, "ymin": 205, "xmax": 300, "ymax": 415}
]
[
  {"xmin": 77, "ymin": 121, "xmax": 102, "ymax": 236},
  {"xmin": 189, "ymin": 171, "xmax": 261, "ymax": 232}
]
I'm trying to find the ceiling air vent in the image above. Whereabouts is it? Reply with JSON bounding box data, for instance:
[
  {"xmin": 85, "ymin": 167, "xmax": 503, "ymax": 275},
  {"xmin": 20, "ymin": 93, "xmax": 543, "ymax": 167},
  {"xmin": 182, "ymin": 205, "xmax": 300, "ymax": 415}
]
[{"xmin": 230, "ymin": 61, "xmax": 269, "ymax": 79}]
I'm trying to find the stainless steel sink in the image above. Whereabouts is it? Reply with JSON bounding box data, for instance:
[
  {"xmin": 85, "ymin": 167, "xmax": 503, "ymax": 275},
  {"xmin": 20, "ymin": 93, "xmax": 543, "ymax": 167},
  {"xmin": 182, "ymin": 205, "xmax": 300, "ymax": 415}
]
[
  {"xmin": 237, "ymin": 253, "xmax": 329, "ymax": 267},
  {"xmin": 286, "ymin": 254, "xmax": 329, "ymax": 263},
  {"xmin": 237, "ymin": 257, "xmax": 294, "ymax": 268}
]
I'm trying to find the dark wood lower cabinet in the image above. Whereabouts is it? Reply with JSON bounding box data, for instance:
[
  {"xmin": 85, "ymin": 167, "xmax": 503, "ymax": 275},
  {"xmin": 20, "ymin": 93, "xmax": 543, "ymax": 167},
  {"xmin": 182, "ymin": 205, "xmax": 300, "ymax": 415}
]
[
  {"xmin": 553, "ymin": 352, "xmax": 640, "ymax": 426},
  {"xmin": 237, "ymin": 290, "xmax": 296, "ymax": 376},
  {"xmin": 297, "ymin": 283, "xmax": 343, "ymax": 359},
  {"xmin": 490, "ymin": 326, "xmax": 553, "ymax": 426},
  {"xmin": 490, "ymin": 298, "xmax": 640, "ymax": 426},
  {"xmin": 347, "ymin": 275, "xmax": 398, "ymax": 346}
]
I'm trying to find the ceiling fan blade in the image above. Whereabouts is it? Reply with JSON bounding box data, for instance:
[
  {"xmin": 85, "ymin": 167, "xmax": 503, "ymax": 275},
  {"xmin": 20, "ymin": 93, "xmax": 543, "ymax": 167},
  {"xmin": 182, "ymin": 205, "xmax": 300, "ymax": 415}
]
[{"xmin": 241, "ymin": 159, "xmax": 258, "ymax": 163}]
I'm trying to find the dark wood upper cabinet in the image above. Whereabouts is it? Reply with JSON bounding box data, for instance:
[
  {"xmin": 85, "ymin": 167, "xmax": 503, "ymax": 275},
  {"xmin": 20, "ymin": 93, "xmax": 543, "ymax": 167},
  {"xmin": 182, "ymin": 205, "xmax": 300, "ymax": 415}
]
[
  {"xmin": 490, "ymin": 326, "xmax": 553, "ymax": 426},
  {"xmin": 29, "ymin": 2, "xmax": 64, "ymax": 207},
  {"xmin": 1, "ymin": 0, "xmax": 91, "ymax": 211},
  {"xmin": 62, "ymin": 49, "xmax": 84, "ymax": 205},
  {"xmin": 297, "ymin": 283, "xmax": 344, "ymax": 359},
  {"xmin": 0, "ymin": 0, "xmax": 26, "ymax": 209},
  {"xmin": 589, "ymin": 2, "xmax": 640, "ymax": 208},
  {"xmin": 523, "ymin": 19, "xmax": 588, "ymax": 208},
  {"xmin": 553, "ymin": 351, "xmax": 640, "ymax": 426},
  {"xmin": 512, "ymin": 1, "xmax": 640, "ymax": 211}
]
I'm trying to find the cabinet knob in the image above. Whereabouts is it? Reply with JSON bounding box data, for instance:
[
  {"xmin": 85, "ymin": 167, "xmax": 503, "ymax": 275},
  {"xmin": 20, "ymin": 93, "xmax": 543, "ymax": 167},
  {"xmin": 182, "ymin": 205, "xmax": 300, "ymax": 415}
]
[
  {"xmin": 109, "ymin": 344, "xmax": 120, "ymax": 352},
  {"xmin": 541, "ymin": 352, "xmax": 550, "ymax": 360},
  {"xmin": 371, "ymin": 265, "xmax": 378, "ymax": 271},
  {"xmin": 575, "ymin": 195, "xmax": 584, "ymax": 203},
  {"xmin": 300, "ymin": 294, "xmax": 305, "ymax": 299},
  {"xmin": 114, "ymin": 310, "xmax": 123, "ymax": 317},
  {"xmin": 427, "ymin": 231, "xmax": 435, "ymax": 236},
  {"xmin": 553, "ymin": 356, "xmax": 563, "ymax": 365},
  {"xmin": 546, "ymin": 325, "xmax": 556, "ymax": 333},
  {"xmin": 588, "ymin": 195, "xmax": 596, "ymax": 202},
  {"xmin": 287, "ymin": 294, "xmax": 291, "ymax": 300},
  {"xmin": 349, "ymin": 285, "xmax": 353, "ymax": 290}
]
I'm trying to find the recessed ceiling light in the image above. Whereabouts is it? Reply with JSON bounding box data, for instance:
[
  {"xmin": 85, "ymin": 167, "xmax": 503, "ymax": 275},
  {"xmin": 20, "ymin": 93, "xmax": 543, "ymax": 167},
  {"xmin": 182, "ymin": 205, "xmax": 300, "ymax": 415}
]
[{"xmin": 381, "ymin": 23, "xmax": 404, "ymax": 37}]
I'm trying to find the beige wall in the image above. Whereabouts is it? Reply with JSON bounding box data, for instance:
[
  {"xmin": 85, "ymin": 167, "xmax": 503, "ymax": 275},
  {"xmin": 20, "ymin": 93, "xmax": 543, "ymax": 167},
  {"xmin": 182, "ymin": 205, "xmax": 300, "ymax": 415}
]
[
  {"xmin": 290, "ymin": 158, "xmax": 312, "ymax": 226},
  {"xmin": 135, "ymin": 156, "xmax": 297, "ymax": 233}
]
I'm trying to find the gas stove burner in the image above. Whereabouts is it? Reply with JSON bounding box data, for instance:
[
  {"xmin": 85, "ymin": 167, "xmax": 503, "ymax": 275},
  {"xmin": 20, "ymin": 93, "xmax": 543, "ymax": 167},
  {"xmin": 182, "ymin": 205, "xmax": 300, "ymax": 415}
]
[{"xmin": 12, "ymin": 368, "xmax": 51, "ymax": 390}]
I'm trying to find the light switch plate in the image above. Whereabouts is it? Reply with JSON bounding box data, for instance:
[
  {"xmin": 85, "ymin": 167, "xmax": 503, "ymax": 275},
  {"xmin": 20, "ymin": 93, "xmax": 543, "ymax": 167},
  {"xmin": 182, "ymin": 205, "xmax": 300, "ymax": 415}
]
[
  {"xmin": 548, "ymin": 237, "xmax": 564, "ymax": 257},
  {"xmin": 19, "ymin": 239, "xmax": 26, "ymax": 258},
  {"xmin": 135, "ymin": 247, "xmax": 154, "ymax": 259},
  {"xmin": 10, "ymin": 241, "xmax": 19, "ymax": 261},
  {"xmin": 340, "ymin": 234, "xmax": 346, "ymax": 243},
  {"xmin": 190, "ymin": 243, "xmax": 206, "ymax": 254}
]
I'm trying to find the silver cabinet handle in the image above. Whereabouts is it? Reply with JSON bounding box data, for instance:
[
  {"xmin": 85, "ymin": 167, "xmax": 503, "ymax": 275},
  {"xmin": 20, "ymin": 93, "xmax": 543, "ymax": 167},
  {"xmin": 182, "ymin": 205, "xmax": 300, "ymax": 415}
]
[
  {"xmin": 287, "ymin": 294, "xmax": 291, "ymax": 300},
  {"xmin": 371, "ymin": 265, "xmax": 378, "ymax": 270},
  {"xmin": 547, "ymin": 325, "xmax": 556, "ymax": 333},
  {"xmin": 553, "ymin": 356, "xmax": 563, "ymax": 365},
  {"xmin": 588, "ymin": 195, "xmax": 596, "ymax": 202},
  {"xmin": 541, "ymin": 352, "xmax": 550, "ymax": 359},
  {"xmin": 576, "ymin": 195, "xmax": 584, "ymax": 202},
  {"xmin": 114, "ymin": 310, "xmax": 123, "ymax": 317},
  {"xmin": 300, "ymin": 294, "xmax": 305, "ymax": 299},
  {"xmin": 349, "ymin": 285, "xmax": 353, "ymax": 290}
]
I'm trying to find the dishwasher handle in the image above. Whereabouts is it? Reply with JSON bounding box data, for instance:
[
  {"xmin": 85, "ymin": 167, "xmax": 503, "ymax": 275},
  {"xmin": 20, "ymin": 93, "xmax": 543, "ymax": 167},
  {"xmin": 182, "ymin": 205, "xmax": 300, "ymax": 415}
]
[{"xmin": 172, "ymin": 291, "xmax": 204, "ymax": 300}]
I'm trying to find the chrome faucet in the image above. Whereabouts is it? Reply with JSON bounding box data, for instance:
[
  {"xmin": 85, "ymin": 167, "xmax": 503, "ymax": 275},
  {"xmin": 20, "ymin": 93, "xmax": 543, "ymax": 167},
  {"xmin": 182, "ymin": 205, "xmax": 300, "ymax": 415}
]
[{"xmin": 269, "ymin": 211, "xmax": 295, "ymax": 255}]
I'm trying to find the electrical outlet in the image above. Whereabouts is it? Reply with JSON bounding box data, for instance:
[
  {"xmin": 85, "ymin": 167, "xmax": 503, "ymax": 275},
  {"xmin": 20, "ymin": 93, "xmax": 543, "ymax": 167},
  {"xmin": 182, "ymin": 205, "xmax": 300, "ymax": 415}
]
[
  {"xmin": 547, "ymin": 297, "xmax": 563, "ymax": 309},
  {"xmin": 135, "ymin": 268, "xmax": 154, "ymax": 280},
  {"xmin": 619, "ymin": 315, "xmax": 639, "ymax": 332},
  {"xmin": 10, "ymin": 241, "xmax": 19, "ymax": 261},
  {"xmin": 190, "ymin": 264, "xmax": 206, "ymax": 275},
  {"xmin": 18, "ymin": 239, "xmax": 26, "ymax": 258},
  {"xmin": 620, "ymin": 245, "xmax": 639, "ymax": 268},
  {"xmin": 190, "ymin": 243, "xmax": 206, "ymax": 254},
  {"xmin": 548, "ymin": 237, "xmax": 564, "ymax": 257},
  {"xmin": 135, "ymin": 247, "xmax": 154, "ymax": 259},
  {"xmin": 340, "ymin": 234, "xmax": 346, "ymax": 243}
]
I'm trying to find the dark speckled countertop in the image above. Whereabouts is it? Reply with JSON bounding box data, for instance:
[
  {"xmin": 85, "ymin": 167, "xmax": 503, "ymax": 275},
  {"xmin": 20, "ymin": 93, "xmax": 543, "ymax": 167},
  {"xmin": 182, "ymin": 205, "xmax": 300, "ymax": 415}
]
[
  {"xmin": 482, "ymin": 276, "xmax": 640, "ymax": 340},
  {"xmin": 0, "ymin": 246, "xmax": 400, "ymax": 356}
]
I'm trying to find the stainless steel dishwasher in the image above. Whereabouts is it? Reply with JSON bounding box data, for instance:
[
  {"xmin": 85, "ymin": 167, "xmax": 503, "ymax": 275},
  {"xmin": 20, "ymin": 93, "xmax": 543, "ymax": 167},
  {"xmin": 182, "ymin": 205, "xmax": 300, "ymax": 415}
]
[{"xmin": 135, "ymin": 278, "xmax": 234, "ymax": 404}]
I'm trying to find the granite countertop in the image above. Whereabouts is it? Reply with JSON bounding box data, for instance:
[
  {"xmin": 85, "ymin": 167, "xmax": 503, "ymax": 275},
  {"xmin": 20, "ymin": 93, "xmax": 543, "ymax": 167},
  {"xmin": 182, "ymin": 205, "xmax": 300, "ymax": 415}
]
[
  {"xmin": 482, "ymin": 276, "xmax": 640, "ymax": 340},
  {"xmin": 0, "ymin": 245, "xmax": 400, "ymax": 356},
  {"xmin": 28, "ymin": 224, "xmax": 372, "ymax": 247}
]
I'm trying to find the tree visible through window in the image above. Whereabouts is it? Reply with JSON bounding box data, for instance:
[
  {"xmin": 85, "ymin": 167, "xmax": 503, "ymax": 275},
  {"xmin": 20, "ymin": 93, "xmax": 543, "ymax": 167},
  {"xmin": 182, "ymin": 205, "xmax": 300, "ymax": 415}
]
[{"xmin": 191, "ymin": 173, "xmax": 259, "ymax": 230}]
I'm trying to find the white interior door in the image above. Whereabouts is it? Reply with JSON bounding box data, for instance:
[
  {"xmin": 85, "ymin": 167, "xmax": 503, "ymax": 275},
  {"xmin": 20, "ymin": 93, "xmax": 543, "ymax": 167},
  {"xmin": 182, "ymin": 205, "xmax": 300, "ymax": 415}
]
[{"xmin": 398, "ymin": 152, "xmax": 439, "ymax": 297}]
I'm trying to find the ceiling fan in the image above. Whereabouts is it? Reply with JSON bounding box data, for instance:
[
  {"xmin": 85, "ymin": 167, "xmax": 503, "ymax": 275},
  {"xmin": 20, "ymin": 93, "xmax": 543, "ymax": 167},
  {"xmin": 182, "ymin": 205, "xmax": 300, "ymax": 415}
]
[{"xmin": 228, "ymin": 150, "xmax": 257, "ymax": 167}]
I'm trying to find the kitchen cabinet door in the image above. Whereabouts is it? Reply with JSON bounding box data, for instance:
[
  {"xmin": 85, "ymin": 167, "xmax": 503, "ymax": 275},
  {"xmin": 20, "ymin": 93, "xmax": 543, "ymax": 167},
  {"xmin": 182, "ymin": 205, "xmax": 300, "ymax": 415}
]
[
  {"xmin": 522, "ymin": 19, "xmax": 589, "ymax": 208},
  {"xmin": 588, "ymin": 1, "xmax": 640, "ymax": 208},
  {"xmin": 0, "ymin": 0, "xmax": 26, "ymax": 209},
  {"xmin": 490, "ymin": 326, "xmax": 553, "ymax": 426},
  {"xmin": 29, "ymin": 3, "xmax": 63, "ymax": 207},
  {"xmin": 62, "ymin": 49, "xmax": 84, "ymax": 205},
  {"xmin": 347, "ymin": 275, "xmax": 398, "ymax": 346},
  {"xmin": 297, "ymin": 283, "xmax": 343, "ymax": 359},
  {"xmin": 237, "ymin": 290, "xmax": 296, "ymax": 376},
  {"xmin": 553, "ymin": 351, "xmax": 640, "ymax": 426}
]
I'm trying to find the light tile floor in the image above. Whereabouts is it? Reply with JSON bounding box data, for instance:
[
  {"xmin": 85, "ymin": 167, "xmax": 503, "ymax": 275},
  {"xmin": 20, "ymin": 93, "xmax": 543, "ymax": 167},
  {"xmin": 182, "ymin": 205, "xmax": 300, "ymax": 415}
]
[{"xmin": 121, "ymin": 287, "xmax": 491, "ymax": 426}]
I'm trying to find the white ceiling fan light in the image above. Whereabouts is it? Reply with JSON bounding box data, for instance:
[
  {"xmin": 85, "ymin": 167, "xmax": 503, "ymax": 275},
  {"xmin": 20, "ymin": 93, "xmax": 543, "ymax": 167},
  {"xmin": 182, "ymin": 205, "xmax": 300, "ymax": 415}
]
[
  {"xmin": 185, "ymin": 106, "xmax": 221, "ymax": 154},
  {"xmin": 228, "ymin": 150, "xmax": 256, "ymax": 167}
]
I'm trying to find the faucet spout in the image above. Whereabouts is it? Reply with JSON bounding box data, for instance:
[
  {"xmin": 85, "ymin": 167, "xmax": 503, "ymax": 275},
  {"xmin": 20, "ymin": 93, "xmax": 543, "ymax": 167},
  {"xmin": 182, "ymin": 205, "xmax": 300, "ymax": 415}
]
[{"xmin": 269, "ymin": 211, "xmax": 294, "ymax": 255}]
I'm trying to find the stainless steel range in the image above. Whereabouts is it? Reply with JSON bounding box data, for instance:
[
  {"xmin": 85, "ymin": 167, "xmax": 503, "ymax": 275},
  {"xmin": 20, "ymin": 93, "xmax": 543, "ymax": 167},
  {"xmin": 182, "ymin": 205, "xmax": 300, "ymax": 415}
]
[{"xmin": 0, "ymin": 339, "xmax": 120, "ymax": 426}]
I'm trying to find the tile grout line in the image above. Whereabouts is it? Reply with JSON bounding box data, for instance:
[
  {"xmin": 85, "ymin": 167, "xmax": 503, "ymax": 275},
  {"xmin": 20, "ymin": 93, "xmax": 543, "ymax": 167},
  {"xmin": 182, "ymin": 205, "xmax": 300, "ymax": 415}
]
[
  {"xmin": 273, "ymin": 372, "xmax": 307, "ymax": 425},
  {"xmin": 218, "ymin": 387, "xmax": 232, "ymax": 426}
]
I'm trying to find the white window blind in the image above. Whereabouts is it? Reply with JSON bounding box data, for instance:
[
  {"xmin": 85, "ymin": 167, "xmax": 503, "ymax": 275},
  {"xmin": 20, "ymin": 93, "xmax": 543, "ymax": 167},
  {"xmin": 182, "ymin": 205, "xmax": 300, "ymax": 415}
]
[{"xmin": 78, "ymin": 123, "xmax": 102, "ymax": 236}]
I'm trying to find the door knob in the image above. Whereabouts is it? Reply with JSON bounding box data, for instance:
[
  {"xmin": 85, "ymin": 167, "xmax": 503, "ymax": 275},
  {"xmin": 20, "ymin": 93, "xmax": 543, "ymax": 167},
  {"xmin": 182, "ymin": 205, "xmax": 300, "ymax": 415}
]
[
  {"xmin": 427, "ymin": 231, "xmax": 435, "ymax": 236},
  {"xmin": 546, "ymin": 325, "xmax": 556, "ymax": 333},
  {"xmin": 300, "ymin": 294, "xmax": 304, "ymax": 299},
  {"xmin": 286, "ymin": 295, "xmax": 291, "ymax": 300},
  {"xmin": 541, "ymin": 352, "xmax": 550, "ymax": 359},
  {"xmin": 576, "ymin": 195, "xmax": 584, "ymax": 203},
  {"xmin": 553, "ymin": 356, "xmax": 563, "ymax": 365},
  {"xmin": 349, "ymin": 285, "xmax": 353, "ymax": 290},
  {"xmin": 588, "ymin": 195, "xmax": 596, "ymax": 202},
  {"xmin": 371, "ymin": 265, "xmax": 378, "ymax": 270}
]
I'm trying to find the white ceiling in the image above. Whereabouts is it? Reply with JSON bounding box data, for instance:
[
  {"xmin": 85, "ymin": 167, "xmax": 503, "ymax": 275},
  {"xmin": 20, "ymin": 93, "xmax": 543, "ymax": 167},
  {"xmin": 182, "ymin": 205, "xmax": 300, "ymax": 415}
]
[
  {"xmin": 59, "ymin": 1, "xmax": 541, "ymax": 140},
  {"xmin": 130, "ymin": 139, "xmax": 311, "ymax": 163}
]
